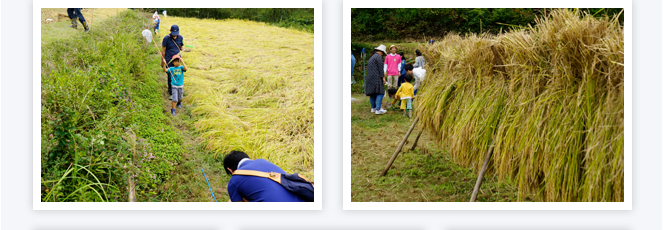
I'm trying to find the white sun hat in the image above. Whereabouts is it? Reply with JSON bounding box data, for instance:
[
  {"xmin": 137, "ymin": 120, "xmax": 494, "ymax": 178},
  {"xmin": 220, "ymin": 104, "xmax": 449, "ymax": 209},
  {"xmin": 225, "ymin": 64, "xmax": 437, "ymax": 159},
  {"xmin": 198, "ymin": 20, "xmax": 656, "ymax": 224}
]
[{"xmin": 374, "ymin": 44, "xmax": 387, "ymax": 53}]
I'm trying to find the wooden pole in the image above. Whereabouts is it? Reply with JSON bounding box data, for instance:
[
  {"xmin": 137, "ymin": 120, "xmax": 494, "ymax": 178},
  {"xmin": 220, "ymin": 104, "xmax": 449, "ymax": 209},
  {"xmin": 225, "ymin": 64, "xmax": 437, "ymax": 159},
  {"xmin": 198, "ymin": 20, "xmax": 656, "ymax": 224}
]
[
  {"xmin": 380, "ymin": 117, "xmax": 419, "ymax": 177},
  {"xmin": 409, "ymin": 129, "xmax": 424, "ymax": 152},
  {"xmin": 470, "ymin": 139, "xmax": 495, "ymax": 202},
  {"xmin": 128, "ymin": 176, "xmax": 136, "ymax": 202}
]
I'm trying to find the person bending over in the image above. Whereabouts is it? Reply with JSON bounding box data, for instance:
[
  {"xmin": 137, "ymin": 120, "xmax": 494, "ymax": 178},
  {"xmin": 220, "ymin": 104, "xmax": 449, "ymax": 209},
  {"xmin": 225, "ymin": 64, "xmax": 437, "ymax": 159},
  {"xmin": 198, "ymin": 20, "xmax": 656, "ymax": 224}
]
[{"xmin": 223, "ymin": 150, "xmax": 306, "ymax": 202}]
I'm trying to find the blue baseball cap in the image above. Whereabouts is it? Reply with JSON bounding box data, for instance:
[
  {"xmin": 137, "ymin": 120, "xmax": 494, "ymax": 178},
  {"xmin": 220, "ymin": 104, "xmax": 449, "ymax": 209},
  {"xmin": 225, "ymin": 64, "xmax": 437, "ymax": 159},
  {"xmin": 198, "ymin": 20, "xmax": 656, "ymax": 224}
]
[{"xmin": 170, "ymin": 25, "xmax": 180, "ymax": 36}]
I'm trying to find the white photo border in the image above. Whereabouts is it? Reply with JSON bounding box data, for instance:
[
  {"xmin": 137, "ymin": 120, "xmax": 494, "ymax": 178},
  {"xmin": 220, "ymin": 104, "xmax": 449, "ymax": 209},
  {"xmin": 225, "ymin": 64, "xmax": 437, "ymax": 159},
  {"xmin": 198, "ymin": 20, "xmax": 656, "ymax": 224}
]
[
  {"xmin": 34, "ymin": 0, "xmax": 322, "ymax": 210},
  {"xmin": 343, "ymin": 0, "xmax": 632, "ymax": 210}
]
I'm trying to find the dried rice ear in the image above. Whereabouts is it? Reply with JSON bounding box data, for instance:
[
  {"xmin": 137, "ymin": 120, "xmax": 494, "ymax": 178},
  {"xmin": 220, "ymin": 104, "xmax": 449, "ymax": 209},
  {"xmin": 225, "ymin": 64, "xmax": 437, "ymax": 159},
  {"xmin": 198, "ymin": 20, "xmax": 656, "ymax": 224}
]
[{"xmin": 416, "ymin": 8, "xmax": 623, "ymax": 202}]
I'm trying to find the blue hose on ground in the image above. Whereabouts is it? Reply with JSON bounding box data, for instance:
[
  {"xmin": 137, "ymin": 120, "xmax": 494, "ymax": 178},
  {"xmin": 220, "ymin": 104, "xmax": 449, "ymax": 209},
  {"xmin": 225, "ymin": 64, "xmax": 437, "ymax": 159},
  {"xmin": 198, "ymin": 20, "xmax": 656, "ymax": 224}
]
[{"xmin": 201, "ymin": 167, "xmax": 217, "ymax": 202}]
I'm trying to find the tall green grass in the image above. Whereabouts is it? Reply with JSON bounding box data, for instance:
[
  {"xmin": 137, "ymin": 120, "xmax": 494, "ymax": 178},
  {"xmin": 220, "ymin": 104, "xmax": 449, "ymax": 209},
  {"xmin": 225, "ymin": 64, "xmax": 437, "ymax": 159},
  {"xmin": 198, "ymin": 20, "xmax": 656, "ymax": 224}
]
[
  {"xmin": 417, "ymin": 9, "xmax": 623, "ymax": 201},
  {"xmin": 41, "ymin": 10, "xmax": 184, "ymax": 202}
]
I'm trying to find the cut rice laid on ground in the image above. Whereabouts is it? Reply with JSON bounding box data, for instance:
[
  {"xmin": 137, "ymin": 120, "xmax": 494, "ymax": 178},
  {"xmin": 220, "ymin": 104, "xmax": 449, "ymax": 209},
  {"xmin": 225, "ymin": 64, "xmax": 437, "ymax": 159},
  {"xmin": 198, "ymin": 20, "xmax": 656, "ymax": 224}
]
[{"xmin": 160, "ymin": 17, "xmax": 314, "ymax": 180}]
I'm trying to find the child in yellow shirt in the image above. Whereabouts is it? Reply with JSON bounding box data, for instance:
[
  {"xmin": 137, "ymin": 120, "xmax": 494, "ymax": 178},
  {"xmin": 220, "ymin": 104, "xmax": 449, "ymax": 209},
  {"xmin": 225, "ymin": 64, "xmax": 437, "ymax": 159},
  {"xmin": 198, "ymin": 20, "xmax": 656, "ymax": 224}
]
[{"xmin": 391, "ymin": 74, "xmax": 415, "ymax": 118}]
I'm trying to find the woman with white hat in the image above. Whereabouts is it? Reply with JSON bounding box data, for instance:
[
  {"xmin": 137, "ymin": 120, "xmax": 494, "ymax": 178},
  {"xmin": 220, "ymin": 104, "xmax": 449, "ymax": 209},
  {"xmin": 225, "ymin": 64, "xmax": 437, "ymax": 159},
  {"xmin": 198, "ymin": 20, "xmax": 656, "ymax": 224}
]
[{"xmin": 365, "ymin": 45, "xmax": 388, "ymax": 115}]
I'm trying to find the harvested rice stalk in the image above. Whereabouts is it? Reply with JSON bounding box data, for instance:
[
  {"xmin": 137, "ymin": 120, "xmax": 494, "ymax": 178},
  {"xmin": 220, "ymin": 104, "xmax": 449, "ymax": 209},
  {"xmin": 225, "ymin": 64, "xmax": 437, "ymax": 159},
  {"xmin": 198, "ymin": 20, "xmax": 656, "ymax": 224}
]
[
  {"xmin": 417, "ymin": 9, "xmax": 623, "ymax": 201},
  {"xmin": 160, "ymin": 17, "xmax": 314, "ymax": 179}
]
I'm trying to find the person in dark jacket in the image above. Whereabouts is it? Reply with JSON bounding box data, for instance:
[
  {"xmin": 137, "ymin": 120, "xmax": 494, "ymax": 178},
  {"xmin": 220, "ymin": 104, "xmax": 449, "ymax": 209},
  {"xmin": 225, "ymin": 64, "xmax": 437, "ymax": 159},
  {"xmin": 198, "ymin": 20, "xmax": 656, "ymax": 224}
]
[
  {"xmin": 224, "ymin": 150, "xmax": 306, "ymax": 202},
  {"xmin": 161, "ymin": 25, "xmax": 184, "ymax": 96},
  {"xmin": 365, "ymin": 45, "xmax": 388, "ymax": 115}
]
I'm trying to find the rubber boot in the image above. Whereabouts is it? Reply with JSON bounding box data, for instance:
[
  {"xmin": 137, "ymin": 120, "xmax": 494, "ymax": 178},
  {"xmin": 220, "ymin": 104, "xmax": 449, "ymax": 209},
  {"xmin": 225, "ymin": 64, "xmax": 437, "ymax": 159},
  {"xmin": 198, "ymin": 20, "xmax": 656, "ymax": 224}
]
[
  {"xmin": 408, "ymin": 110, "xmax": 412, "ymax": 118},
  {"xmin": 70, "ymin": 19, "xmax": 78, "ymax": 29},
  {"xmin": 82, "ymin": 21, "xmax": 89, "ymax": 32}
]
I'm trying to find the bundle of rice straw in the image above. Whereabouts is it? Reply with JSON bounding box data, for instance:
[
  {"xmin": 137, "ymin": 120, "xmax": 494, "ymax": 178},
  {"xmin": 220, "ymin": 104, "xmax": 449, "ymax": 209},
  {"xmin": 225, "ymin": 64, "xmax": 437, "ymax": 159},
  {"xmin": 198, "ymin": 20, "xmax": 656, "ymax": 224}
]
[{"xmin": 416, "ymin": 9, "xmax": 623, "ymax": 202}]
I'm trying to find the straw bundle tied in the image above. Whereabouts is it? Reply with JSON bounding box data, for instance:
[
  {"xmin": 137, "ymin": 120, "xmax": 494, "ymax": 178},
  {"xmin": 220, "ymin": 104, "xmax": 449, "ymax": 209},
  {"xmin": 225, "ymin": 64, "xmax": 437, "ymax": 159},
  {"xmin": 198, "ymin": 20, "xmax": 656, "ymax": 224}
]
[{"xmin": 416, "ymin": 9, "xmax": 623, "ymax": 202}]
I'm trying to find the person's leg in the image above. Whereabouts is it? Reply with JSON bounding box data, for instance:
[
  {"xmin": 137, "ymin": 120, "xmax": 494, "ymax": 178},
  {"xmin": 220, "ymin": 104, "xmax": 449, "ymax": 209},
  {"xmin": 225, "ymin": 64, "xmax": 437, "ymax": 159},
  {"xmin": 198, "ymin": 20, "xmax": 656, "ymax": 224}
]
[
  {"xmin": 407, "ymin": 99, "xmax": 413, "ymax": 118},
  {"xmin": 166, "ymin": 63, "xmax": 174, "ymax": 95},
  {"xmin": 400, "ymin": 99, "xmax": 407, "ymax": 115},
  {"xmin": 375, "ymin": 93, "xmax": 384, "ymax": 110},
  {"xmin": 67, "ymin": 8, "xmax": 78, "ymax": 28},
  {"xmin": 177, "ymin": 88, "xmax": 183, "ymax": 108},
  {"xmin": 369, "ymin": 95, "xmax": 376, "ymax": 110},
  {"xmin": 66, "ymin": 8, "xmax": 75, "ymax": 19},
  {"xmin": 167, "ymin": 71, "xmax": 172, "ymax": 96},
  {"xmin": 74, "ymin": 8, "xmax": 89, "ymax": 32},
  {"xmin": 74, "ymin": 8, "xmax": 86, "ymax": 23},
  {"xmin": 171, "ymin": 88, "xmax": 180, "ymax": 115}
]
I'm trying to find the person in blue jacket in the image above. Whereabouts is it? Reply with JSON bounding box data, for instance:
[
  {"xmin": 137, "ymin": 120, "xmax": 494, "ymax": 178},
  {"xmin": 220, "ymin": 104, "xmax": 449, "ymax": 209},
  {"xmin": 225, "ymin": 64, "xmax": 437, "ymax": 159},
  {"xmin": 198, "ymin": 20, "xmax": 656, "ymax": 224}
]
[
  {"xmin": 223, "ymin": 150, "xmax": 306, "ymax": 202},
  {"xmin": 161, "ymin": 25, "xmax": 184, "ymax": 96}
]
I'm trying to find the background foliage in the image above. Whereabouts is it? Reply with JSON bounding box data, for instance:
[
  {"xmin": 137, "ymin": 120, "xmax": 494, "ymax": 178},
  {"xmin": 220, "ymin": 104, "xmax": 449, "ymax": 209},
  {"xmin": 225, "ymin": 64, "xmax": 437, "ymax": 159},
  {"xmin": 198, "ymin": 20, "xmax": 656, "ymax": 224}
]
[
  {"xmin": 154, "ymin": 8, "xmax": 314, "ymax": 32},
  {"xmin": 351, "ymin": 8, "xmax": 623, "ymax": 41}
]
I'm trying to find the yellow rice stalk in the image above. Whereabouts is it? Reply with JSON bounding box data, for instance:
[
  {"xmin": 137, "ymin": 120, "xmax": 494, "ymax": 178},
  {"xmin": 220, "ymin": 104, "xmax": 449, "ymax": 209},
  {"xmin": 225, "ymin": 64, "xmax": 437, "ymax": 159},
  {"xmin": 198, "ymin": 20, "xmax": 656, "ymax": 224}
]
[
  {"xmin": 417, "ymin": 9, "xmax": 623, "ymax": 201},
  {"xmin": 159, "ymin": 17, "xmax": 314, "ymax": 179}
]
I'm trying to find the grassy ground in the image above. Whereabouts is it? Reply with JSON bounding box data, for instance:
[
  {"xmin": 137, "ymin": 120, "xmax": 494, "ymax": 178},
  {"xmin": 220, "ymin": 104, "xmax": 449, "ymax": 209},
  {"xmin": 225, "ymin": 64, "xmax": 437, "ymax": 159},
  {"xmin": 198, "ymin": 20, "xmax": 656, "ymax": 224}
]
[
  {"xmin": 41, "ymin": 8, "xmax": 127, "ymax": 45},
  {"xmin": 351, "ymin": 93, "xmax": 524, "ymax": 202}
]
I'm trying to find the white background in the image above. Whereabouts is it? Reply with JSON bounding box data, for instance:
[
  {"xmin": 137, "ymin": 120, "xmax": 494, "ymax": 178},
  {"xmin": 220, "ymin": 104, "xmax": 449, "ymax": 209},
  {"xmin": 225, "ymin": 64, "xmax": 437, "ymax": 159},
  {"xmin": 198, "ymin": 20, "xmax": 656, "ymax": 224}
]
[{"xmin": 2, "ymin": 0, "xmax": 662, "ymax": 229}]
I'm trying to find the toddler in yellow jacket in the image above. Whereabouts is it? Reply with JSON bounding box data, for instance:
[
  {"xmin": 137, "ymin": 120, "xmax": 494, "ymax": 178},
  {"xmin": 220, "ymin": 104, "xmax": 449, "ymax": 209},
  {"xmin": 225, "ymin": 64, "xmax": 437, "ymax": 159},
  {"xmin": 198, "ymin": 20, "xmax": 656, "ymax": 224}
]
[{"xmin": 391, "ymin": 74, "xmax": 415, "ymax": 118}]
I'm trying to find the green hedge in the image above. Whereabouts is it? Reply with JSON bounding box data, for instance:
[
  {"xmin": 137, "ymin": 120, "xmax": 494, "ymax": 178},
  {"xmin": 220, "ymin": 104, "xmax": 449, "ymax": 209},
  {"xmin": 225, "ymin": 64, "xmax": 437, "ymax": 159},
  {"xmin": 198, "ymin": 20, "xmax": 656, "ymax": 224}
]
[
  {"xmin": 156, "ymin": 8, "xmax": 314, "ymax": 32},
  {"xmin": 351, "ymin": 8, "xmax": 623, "ymax": 41}
]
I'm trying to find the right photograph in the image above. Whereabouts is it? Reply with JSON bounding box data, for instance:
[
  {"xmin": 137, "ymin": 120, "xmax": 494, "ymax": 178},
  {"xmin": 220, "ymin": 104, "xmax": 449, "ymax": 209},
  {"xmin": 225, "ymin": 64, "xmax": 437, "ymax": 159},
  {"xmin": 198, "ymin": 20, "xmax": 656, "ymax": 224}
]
[{"xmin": 349, "ymin": 8, "xmax": 625, "ymax": 203}]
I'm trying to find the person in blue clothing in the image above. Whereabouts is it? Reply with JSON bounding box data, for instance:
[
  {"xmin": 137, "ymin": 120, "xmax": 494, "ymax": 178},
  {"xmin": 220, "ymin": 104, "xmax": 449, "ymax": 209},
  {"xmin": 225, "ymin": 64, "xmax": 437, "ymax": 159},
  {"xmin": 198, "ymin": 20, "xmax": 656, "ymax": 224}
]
[
  {"xmin": 162, "ymin": 25, "xmax": 184, "ymax": 96},
  {"xmin": 397, "ymin": 52, "xmax": 406, "ymax": 87},
  {"xmin": 223, "ymin": 150, "xmax": 306, "ymax": 202},
  {"xmin": 351, "ymin": 53, "xmax": 356, "ymax": 84},
  {"xmin": 153, "ymin": 16, "xmax": 160, "ymax": 35},
  {"xmin": 162, "ymin": 55, "xmax": 187, "ymax": 116},
  {"xmin": 66, "ymin": 8, "xmax": 89, "ymax": 32}
]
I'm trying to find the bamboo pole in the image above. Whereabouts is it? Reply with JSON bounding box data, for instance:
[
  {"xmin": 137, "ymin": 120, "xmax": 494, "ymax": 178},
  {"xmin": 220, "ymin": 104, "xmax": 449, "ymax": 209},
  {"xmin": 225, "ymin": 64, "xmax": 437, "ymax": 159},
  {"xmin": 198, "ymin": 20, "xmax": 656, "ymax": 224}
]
[
  {"xmin": 409, "ymin": 129, "xmax": 423, "ymax": 152},
  {"xmin": 380, "ymin": 117, "xmax": 419, "ymax": 177},
  {"xmin": 128, "ymin": 176, "xmax": 136, "ymax": 202},
  {"xmin": 470, "ymin": 139, "xmax": 495, "ymax": 202}
]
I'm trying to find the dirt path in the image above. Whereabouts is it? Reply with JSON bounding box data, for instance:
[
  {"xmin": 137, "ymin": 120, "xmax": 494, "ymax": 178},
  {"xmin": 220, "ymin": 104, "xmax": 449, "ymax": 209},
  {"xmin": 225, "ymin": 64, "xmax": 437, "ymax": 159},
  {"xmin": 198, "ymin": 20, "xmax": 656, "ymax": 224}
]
[{"xmin": 155, "ymin": 71, "xmax": 230, "ymax": 202}]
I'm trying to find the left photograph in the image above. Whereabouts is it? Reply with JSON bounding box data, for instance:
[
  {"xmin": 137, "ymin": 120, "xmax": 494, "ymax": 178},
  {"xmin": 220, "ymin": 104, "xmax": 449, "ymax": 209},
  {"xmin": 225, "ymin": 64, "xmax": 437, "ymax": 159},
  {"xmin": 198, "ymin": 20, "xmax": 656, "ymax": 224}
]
[{"xmin": 37, "ymin": 8, "xmax": 317, "ymax": 205}]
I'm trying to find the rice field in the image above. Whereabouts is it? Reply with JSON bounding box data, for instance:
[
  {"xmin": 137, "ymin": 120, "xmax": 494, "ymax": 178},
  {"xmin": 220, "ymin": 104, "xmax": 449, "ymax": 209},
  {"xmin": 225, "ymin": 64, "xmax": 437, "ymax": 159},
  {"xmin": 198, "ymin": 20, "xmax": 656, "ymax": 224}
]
[
  {"xmin": 158, "ymin": 16, "xmax": 315, "ymax": 179},
  {"xmin": 416, "ymin": 9, "xmax": 623, "ymax": 201}
]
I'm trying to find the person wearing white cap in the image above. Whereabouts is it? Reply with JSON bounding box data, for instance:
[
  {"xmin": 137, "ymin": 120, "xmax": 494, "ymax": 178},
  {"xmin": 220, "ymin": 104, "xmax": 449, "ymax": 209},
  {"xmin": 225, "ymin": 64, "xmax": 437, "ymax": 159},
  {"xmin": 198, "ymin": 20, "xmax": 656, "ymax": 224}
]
[{"xmin": 365, "ymin": 45, "xmax": 388, "ymax": 115}]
